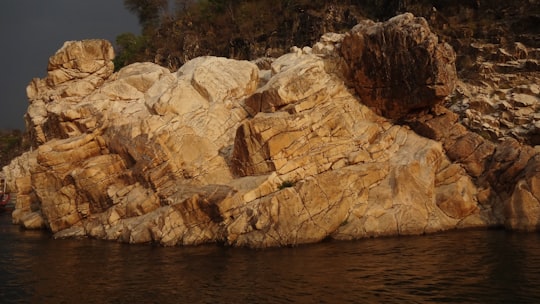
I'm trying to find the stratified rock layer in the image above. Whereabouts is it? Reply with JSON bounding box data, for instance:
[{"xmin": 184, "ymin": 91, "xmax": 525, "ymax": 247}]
[
  {"xmin": 448, "ymin": 42, "xmax": 540, "ymax": 145},
  {"xmin": 3, "ymin": 14, "xmax": 540, "ymax": 247}
]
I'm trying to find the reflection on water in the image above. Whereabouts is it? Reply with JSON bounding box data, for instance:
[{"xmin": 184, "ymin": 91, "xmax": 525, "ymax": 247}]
[{"xmin": 1, "ymin": 212, "xmax": 540, "ymax": 303}]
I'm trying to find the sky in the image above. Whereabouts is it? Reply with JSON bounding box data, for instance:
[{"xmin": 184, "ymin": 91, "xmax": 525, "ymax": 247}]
[{"xmin": 0, "ymin": 1, "xmax": 141, "ymax": 130}]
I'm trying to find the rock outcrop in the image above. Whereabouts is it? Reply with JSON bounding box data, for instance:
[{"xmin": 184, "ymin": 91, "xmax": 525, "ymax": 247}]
[
  {"xmin": 341, "ymin": 13, "xmax": 458, "ymax": 119},
  {"xmin": 447, "ymin": 42, "xmax": 540, "ymax": 145},
  {"xmin": 3, "ymin": 14, "xmax": 540, "ymax": 247}
]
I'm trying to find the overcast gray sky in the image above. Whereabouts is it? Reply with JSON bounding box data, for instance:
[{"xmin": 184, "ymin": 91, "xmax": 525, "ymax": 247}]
[{"xmin": 0, "ymin": 1, "xmax": 140, "ymax": 130}]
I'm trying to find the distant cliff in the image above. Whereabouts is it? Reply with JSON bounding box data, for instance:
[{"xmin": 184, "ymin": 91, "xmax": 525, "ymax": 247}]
[{"xmin": 3, "ymin": 13, "xmax": 540, "ymax": 247}]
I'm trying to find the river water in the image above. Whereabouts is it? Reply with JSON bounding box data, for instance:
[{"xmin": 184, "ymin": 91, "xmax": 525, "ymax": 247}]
[{"xmin": 1, "ymin": 212, "xmax": 540, "ymax": 303}]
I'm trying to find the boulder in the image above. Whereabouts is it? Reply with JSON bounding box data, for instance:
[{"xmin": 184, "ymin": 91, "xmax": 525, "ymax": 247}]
[
  {"xmin": 25, "ymin": 39, "xmax": 115, "ymax": 145},
  {"xmin": 46, "ymin": 39, "xmax": 115, "ymax": 86},
  {"xmin": 20, "ymin": 212, "xmax": 46, "ymax": 229},
  {"xmin": 340, "ymin": 13, "xmax": 457, "ymax": 119}
]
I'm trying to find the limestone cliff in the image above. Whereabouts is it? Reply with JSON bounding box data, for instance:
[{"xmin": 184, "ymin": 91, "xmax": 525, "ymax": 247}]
[{"xmin": 3, "ymin": 14, "xmax": 540, "ymax": 247}]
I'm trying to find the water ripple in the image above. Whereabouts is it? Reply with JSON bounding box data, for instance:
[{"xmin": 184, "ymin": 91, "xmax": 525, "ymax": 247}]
[{"xmin": 2, "ymin": 213, "xmax": 540, "ymax": 303}]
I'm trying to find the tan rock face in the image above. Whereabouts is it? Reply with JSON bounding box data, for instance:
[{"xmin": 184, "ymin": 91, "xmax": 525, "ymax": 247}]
[
  {"xmin": 341, "ymin": 13, "xmax": 458, "ymax": 119},
  {"xmin": 506, "ymin": 155, "xmax": 540, "ymax": 231},
  {"xmin": 25, "ymin": 40, "xmax": 116, "ymax": 145},
  {"xmin": 3, "ymin": 17, "xmax": 539, "ymax": 247},
  {"xmin": 405, "ymin": 104, "xmax": 540, "ymax": 229},
  {"xmin": 47, "ymin": 39, "xmax": 115, "ymax": 86}
]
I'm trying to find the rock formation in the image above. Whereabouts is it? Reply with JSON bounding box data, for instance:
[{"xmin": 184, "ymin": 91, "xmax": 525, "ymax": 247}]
[
  {"xmin": 341, "ymin": 13, "xmax": 457, "ymax": 119},
  {"xmin": 3, "ymin": 14, "xmax": 540, "ymax": 247},
  {"xmin": 448, "ymin": 42, "xmax": 540, "ymax": 145}
]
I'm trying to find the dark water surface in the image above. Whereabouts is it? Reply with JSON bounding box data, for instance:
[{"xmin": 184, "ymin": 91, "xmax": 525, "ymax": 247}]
[{"xmin": 1, "ymin": 213, "xmax": 540, "ymax": 303}]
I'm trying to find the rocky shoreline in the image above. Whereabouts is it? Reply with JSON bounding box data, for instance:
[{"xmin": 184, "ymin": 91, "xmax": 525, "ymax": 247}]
[{"xmin": 3, "ymin": 13, "xmax": 539, "ymax": 247}]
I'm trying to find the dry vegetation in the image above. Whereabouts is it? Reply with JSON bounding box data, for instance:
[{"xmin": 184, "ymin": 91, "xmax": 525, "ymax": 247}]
[{"xmin": 115, "ymin": 0, "xmax": 539, "ymax": 73}]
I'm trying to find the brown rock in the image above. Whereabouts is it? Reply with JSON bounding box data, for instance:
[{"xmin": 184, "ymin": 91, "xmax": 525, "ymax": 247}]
[
  {"xmin": 340, "ymin": 13, "xmax": 457, "ymax": 119},
  {"xmin": 446, "ymin": 132, "xmax": 495, "ymax": 177},
  {"xmin": 485, "ymin": 138, "xmax": 537, "ymax": 192},
  {"xmin": 436, "ymin": 173, "xmax": 478, "ymax": 219},
  {"xmin": 46, "ymin": 39, "xmax": 115, "ymax": 87},
  {"xmin": 505, "ymin": 154, "xmax": 540, "ymax": 231},
  {"xmin": 407, "ymin": 106, "xmax": 467, "ymax": 143}
]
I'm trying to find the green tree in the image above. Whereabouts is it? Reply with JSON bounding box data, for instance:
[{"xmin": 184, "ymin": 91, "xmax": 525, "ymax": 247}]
[
  {"xmin": 123, "ymin": 0, "xmax": 168, "ymax": 31},
  {"xmin": 113, "ymin": 32, "xmax": 148, "ymax": 70}
]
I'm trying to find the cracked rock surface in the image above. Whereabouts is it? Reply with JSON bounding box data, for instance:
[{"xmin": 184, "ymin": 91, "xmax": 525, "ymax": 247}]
[{"xmin": 3, "ymin": 14, "xmax": 540, "ymax": 247}]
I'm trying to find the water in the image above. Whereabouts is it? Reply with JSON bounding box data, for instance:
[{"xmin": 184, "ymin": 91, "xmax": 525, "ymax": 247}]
[{"xmin": 1, "ymin": 212, "xmax": 540, "ymax": 304}]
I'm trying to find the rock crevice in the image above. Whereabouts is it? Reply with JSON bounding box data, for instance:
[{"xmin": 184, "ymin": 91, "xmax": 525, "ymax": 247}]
[{"xmin": 3, "ymin": 14, "xmax": 540, "ymax": 247}]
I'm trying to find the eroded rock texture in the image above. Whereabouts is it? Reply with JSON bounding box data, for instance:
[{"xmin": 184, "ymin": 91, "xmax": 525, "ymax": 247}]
[
  {"xmin": 341, "ymin": 13, "xmax": 458, "ymax": 119},
  {"xmin": 3, "ymin": 14, "xmax": 540, "ymax": 247},
  {"xmin": 448, "ymin": 42, "xmax": 540, "ymax": 145}
]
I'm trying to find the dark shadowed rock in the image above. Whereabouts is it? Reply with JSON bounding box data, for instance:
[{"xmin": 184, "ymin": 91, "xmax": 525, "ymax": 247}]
[{"xmin": 340, "ymin": 13, "xmax": 457, "ymax": 119}]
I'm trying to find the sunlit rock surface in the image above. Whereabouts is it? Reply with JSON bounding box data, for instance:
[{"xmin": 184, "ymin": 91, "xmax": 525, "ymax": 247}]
[{"xmin": 3, "ymin": 14, "xmax": 539, "ymax": 247}]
